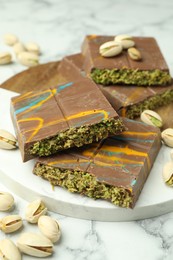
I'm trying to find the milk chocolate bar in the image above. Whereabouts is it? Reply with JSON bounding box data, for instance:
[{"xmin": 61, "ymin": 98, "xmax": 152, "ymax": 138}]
[
  {"xmin": 58, "ymin": 53, "xmax": 173, "ymax": 119},
  {"xmin": 81, "ymin": 35, "xmax": 171, "ymax": 86},
  {"xmin": 99, "ymin": 83, "xmax": 173, "ymax": 119},
  {"xmin": 11, "ymin": 78, "xmax": 125, "ymax": 162},
  {"xmin": 33, "ymin": 118, "xmax": 161, "ymax": 208}
]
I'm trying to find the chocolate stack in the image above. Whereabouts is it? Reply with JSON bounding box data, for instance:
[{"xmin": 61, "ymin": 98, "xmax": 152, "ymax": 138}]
[{"xmin": 11, "ymin": 34, "xmax": 172, "ymax": 208}]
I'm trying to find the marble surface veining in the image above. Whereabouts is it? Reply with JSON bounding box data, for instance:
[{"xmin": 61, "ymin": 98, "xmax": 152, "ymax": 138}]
[{"xmin": 0, "ymin": 0, "xmax": 173, "ymax": 259}]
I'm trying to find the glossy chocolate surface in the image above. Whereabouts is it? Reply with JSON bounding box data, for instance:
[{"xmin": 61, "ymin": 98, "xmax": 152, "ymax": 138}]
[
  {"xmin": 11, "ymin": 78, "xmax": 120, "ymax": 162},
  {"xmin": 81, "ymin": 35, "xmax": 170, "ymax": 74},
  {"xmin": 35, "ymin": 118, "xmax": 161, "ymax": 208}
]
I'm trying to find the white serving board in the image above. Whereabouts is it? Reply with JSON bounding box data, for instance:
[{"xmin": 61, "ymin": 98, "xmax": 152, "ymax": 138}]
[{"xmin": 0, "ymin": 88, "xmax": 173, "ymax": 222}]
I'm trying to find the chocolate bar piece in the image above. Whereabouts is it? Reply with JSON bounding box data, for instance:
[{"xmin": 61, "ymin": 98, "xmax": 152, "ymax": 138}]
[
  {"xmin": 99, "ymin": 83, "xmax": 173, "ymax": 119},
  {"xmin": 33, "ymin": 118, "xmax": 161, "ymax": 208},
  {"xmin": 81, "ymin": 35, "xmax": 171, "ymax": 86},
  {"xmin": 58, "ymin": 53, "xmax": 85, "ymax": 82},
  {"xmin": 58, "ymin": 53, "xmax": 173, "ymax": 119},
  {"xmin": 11, "ymin": 78, "xmax": 125, "ymax": 162}
]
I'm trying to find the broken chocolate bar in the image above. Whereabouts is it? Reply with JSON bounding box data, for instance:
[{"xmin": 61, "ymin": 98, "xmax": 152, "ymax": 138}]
[
  {"xmin": 81, "ymin": 35, "xmax": 171, "ymax": 86},
  {"xmin": 58, "ymin": 53, "xmax": 173, "ymax": 119},
  {"xmin": 11, "ymin": 78, "xmax": 125, "ymax": 162},
  {"xmin": 33, "ymin": 118, "xmax": 161, "ymax": 208}
]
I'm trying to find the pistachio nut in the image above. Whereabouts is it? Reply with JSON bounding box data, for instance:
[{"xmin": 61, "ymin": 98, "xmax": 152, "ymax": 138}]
[
  {"xmin": 119, "ymin": 39, "xmax": 135, "ymax": 49},
  {"xmin": 17, "ymin": 51, "xmax": 39, "ymax": 67},
  {"xmin": 13, "ymin": 42, "xmax": 26, "ymax": 55},
  {"xmin": 3, "ymin": 33, "xmax": 18, "ymax": 46},
  {"xmin": 114, "ymin": 34, "xmax": 133, "ymax": 42},
  {"xmin": 162, "ymin": 161, "xmax": 173, "ymax": 186},
  {"xmin": 0, "ymin": 215, "xmax": 23, "ymax": 233},
  {"xmin": 140, "ymin": 110, "xmax": 163, "ymax": 128},
  {"xmin": 0, "ymin": 192, "xmax": 14, "ymax": 211},
  {"xmin": 161, "ymin": 128, "xmax": 173, "ymax": 148},
  {"xmin": 0, "ymin": 52, "xmax": 12, "ymax": 65},
  {"xmin": 17, "ymin": 232, "xmax": 53, "ymax": 257},
  {"xmin": 99, "ymin": 41, "xmax": 122, "ymax": 57},
  {"xmin": 0, "ymin": 129, "xmax": 17, "ymax": 149},
  {"xmin": 25, "ymin": 199, "xmax": 47, "ymax": 223},
  {"xmin": 25, "ymin": 42, "xmax": 40, "ymax": 55},
  {"xmin": 0, "ymin": 239, "xmax": 21, "ymax": 260},
  {"xmin": 128, "ymin": 47, "xmax": 142, "ymax": 61},
  {"xmin": 38, "ymin": 215, "xmax": 61, "ymax": 243},
  {"xmin": 114, "ymin": 35, "xmax": 135, "ymax": 49}
]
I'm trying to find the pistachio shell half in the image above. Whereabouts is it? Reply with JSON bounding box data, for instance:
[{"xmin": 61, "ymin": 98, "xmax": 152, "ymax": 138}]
[
  {"xmin": 0, "ymin": 239, "xmax": 21, "ymax": 260},
  {"xmin": 0, "ymin": 191, "xmax": 14, "ymax": 211},
  {"xmin": 0, "ymin": 129, "xmax": 17, "ymax": 149},
  {"xmin": 25, "ymin": 199, "xmax": 47, "ymax": 223},
  {"xmin": 0, "ymin": 215, "xmax": 23, "ymax": 233},
  {"xmin": 17, "ymin": 232, "xmax": 53, "ymax": 257},
  {"xmin": 38, "ymin": 215, "xmax": 61, "ymax": 243}
]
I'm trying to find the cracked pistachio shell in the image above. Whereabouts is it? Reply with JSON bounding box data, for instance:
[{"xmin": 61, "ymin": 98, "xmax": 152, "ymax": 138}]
[
  {"xmin": 17, "ymin": 51, "xmax": 39, "ymax": 67},
  {"xmin": 0, "ymin": 215, "xmax": 23, "ymax": 233},
  {"xmin": 0, "ymin": 52, "xmax": 12, "ymax": 65},
  {"xmin": 99, "ymin": 41, "xmax": 122, "ymax": 57},
  {"xmin": 140, "ymin": 110, "xmax": 163, "ymax": 128},
  {"xmin": 0, "ymin": 192, "xmax": 14, "ymax": 211},
  {"xmin": 13, "ymin": 42, "xmax": 26, "ymax": 55},
  {"xmin": 118, "ymin": 39, "xmax": 135, "ymax": 49},
  {"xmin": 161, "ymin": 128, "xmax": 173, "ymax": 148},
  {"xmin": 162, "ymin": 161, "xmax": 173, "ymax": 186},
  {"xmin": 114, "ymin": 35, "xmax": 135, "ymax": 49},
  {"xmin": 38, "ymin": 215, "xmax": 61, "ymax": 243},
  {"xmin": 128, "ymin": 47, "xmax": 142, "ymax": 61},
  {"xmin": 3, "ymin": 33, "xmax": 18, "ymax": 46},
  {"xmin": 0, "ymin": 239, "xmax": 21, "ymax": 260},
  {"xmin": 25, "ymin": 42, "xmax": 40, "ymax": 55},
  {"xmin": 17, "ymin": 232, "xmax": 53, "ymax": 257},
  {"xmin": 114, "ymin": 34, "xmax": 133, "ymax": 41},
  {"xmin": 25, "ymin": 199, "xmax": 47, "ymax": 223},
  {"xmin": 0, "ymin": 129, "xmax": 17, "ymax": 149}
]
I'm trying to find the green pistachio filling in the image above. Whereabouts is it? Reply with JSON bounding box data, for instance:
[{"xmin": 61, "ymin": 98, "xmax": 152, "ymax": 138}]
[
  {"xmin": 34, "ymin": 164, "xmax": 132, "ymax": 208},
  {"xmin": 29, "ymin": 118, "xmax": 124, "ymax": 156},
  {"xmin": 91, "ymin": 68, "xmax": 171, "ymax": 86},
  {"xmin": 125, "ymin": 89, "xmax": 173, "ymax": 119}
]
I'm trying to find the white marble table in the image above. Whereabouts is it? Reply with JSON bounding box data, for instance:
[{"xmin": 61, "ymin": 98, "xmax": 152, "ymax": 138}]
[{"xmin": 0, "ymin": 0, "xmax": 173, "ymax": 259}]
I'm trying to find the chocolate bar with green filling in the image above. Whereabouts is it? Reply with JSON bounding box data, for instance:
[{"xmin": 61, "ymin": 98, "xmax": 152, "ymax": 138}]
[
  {"xmin": 10, "ymin": 78, "xmax": 125, "ymax": 162},
  {"xmin": 58, "ymin": 53, "xmax": 173, "ymax": 119},
  {"xmin": 81, "ymin": 35, "xmax": 171, "ymax": 86},
  {"xmin": 33, "ymin": 118, "xmax": 161, "ymax": 208}
]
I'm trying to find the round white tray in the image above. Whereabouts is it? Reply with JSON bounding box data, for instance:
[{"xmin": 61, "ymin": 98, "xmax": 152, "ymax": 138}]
[{"xmin": 0, "ymin": 88, "xmax": 173, "ymax": 221}]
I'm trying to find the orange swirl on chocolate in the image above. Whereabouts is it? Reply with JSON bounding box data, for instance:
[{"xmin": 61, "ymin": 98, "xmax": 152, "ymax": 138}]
[
  {"xmin": 83, "ymin": 144, "xmax": 150, "ymax": 168},
  {"xmin": 122, "ymin": 131, "xmax": 157, "ymax": 137},
  {"xmin": 19, "ymin": 109, "xmax": 109, "ymax": 142}
]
